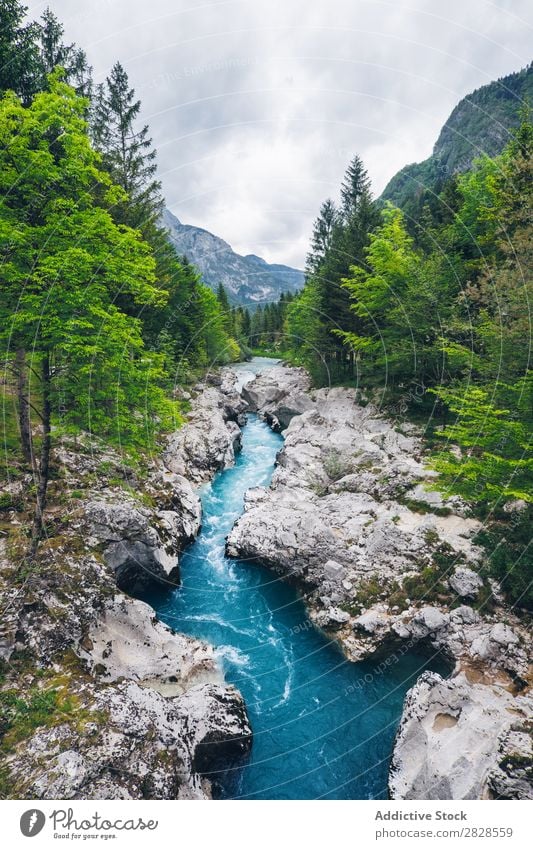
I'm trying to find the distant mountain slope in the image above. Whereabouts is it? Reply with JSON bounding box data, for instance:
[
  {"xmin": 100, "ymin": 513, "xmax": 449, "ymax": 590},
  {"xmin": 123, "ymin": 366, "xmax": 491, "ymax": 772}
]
[
  {"xmin": 381, "ymin": 63, "xmax": 532, "ymax": 214},
  {"xmin": 162, "ymin": 209, "xmax": 304, "ymax": 305}
]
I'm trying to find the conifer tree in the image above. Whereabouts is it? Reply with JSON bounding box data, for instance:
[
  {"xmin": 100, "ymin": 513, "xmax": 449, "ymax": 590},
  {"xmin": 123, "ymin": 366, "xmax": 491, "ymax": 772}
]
[
  {"xmin": 305, "ymin": 199, "xmax": 338, "ymax": 276},
  {"xmin": 0, "ymin": 0, "xmax": 41, "ymax": 102},
  {"xmin": 37, "ymin": 7, "xmax": 92, "ymax": 96},
  {"xmin": 91, "ymin": 62, "xmax": 163, "ymax": 231},
  {"xmin": 0, "ymin": 76, "xmax": 173, "ymax": 554},
  {"xmin": 340, "ymin": 155, "xmax": 372, "ymax": 218}
]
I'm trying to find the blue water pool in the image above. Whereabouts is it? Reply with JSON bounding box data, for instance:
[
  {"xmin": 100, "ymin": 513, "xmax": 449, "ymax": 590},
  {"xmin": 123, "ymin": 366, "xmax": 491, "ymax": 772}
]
[{"xmin": 144, "ymin": 363, "xmax": 447, "ymax": 799}]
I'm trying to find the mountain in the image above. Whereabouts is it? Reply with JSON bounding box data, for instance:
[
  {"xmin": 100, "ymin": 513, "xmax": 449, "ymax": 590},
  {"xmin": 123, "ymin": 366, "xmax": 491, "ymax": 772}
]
[
  {"xmin": 162, "ymin": 209, "xmax": 304, "ymax": 305},
  {"xmin": 381, "ymin": 63, "xmax": 532, "ymax": 214}
]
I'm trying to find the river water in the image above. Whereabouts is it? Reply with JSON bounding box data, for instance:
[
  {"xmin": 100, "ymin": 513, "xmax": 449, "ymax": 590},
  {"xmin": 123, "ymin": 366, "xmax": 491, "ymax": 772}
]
[{"xmin": 144, "ymin": 358, "xmax": 447, "ymax": 799}]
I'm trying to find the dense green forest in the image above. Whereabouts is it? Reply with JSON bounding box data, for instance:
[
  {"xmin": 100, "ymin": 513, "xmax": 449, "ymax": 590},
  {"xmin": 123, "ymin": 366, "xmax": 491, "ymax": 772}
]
[
  {"xmin": 0, "ymin": 1, "xmax": 247, "ymax": 551},
  {"xmin": 0, "ymin": 1, "xmax": 531, "ymax": 605},
  {"xmin": 275, "ymin": 112, "xmax": 533, "ymax": 609}
]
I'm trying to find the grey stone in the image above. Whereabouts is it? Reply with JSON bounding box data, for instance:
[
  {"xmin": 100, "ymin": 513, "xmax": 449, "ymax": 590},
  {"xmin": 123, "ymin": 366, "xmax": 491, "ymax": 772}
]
[
  {"xmin": 449, "ymin": 566, "xmax": 484, "ymax": 599},
  {"xmin": 389, "ymin": 672, "xmax": 532, "ymax": 800}
]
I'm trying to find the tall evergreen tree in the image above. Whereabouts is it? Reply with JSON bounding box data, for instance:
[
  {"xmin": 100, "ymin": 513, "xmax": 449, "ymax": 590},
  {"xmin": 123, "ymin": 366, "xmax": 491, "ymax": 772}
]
[
  {"xmin": 91, "ymin": 62, "xmax": 163, "ymax": 231},
  {"xmin": 340, "ymin": 154, "xmax": 372, "ymax": 217},
  {"xmin": 0, "ymin": 76, "xmax": 174, "ymax": 554},
  {"xmin": 0, "ymin": 0, "xmax": 41, "ymax": 103},
  {"xmin": 305, "ymin": 199, "xmax": 338, "ymax": 276},
  {"xmin": 216, "ymin": 283, "xmax": 232, "ymax": 332},
  {"xmin": 37, "ymin": 7, "xmax": 93, "ymax": 96},
  {"xmin": 295, "ymin": 155, "xmax": 379, "ymax": 379}
]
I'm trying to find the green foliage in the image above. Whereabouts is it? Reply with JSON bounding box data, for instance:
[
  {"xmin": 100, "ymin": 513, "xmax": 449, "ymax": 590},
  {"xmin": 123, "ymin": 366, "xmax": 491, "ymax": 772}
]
[
  {"xmin": 337, "ymin": 205, "xmax": 457, "ymax": 394},
  {"xmin": 293, "ymin": 111, "xmax": 532, "ymax": 609},
  {"xmin": 91, "ymin": 61, "xmax": 162, "ymax": 231},
  {"xmin": 475, "ymin": 507, "xmax": 532, "ymax": 611},
  {"xmin": 286, "ymin": 156, "xmax": 379, "ymax": 383},
  {"xmin": 0, "ymin": 1, "xmax": 40, "ymax": 103},
  {"xmin": 430, "ymin": 381, "xmax": 533, "ymax": 507},
  {"xmin": 0, "ymin": 76, "xmax": 179, "ymax": 452},
  {"xmin": 37, "ymin": 7, "xmax": 92, "ymax": 97},
  {"xmin": 0, "ymin": 1, "xmax": 91, "ymax": 104}
]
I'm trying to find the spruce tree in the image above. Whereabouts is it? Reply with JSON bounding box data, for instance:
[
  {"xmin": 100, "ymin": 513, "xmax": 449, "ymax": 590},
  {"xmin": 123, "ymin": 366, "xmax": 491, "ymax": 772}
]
[
  {"xmin": 0, "ymin": 76, "xmax": 173, "ymax": 554},
  {"xmin": 91, "ymin": 62, "xmax": 163, "ymax": 231},
  {"xmin": 340, "ymin": 155, "xmax": 372, "ymax": 217},
  {"xmin": 0, "ymin": 0, "xmax": 41, "ymax": 103},
  {"xmin": 308, "ymin": 156, "xmax": 379, "ymax": 378},
  {"xmin": 37, "ymin": 7, "xmax": 92, "ymax": 96},
  {"xmin": 305, "ymin": 199, "xmax": 338, "ymax": 276}
]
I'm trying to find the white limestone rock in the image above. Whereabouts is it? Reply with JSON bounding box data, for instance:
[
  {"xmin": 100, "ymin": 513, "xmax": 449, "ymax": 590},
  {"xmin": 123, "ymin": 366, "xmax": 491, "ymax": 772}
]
[
  {"xmin": 449, "ymin": 566, "xmax": 484, "ymax": 599},
  {"xmin": 389, "ymin": 672, "xmax": 533, "ymax": 800},
  {"xmin": 164, "ymin": 371, "xmax": 246, "ymax": 483},
  {"xmin": 83, "ymin": 596, "xmax": 222, "ymax": 695},
  {"xmin": 8, "ymin": 680, "xmax": 251, "ymax": 801},
  {"xmin": 242, "ymin": 365, "xmax": 313, "ymax": 429},
  {"xmin": 85, "ymin": 499, "xmax": 180, "ymax": 594}
]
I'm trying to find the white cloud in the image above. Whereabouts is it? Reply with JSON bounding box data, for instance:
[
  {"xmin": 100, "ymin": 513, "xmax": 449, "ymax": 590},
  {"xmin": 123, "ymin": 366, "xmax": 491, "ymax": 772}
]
[{"xmin": 29, "ymin": 0, "xmax": 533, "ymax": 266}]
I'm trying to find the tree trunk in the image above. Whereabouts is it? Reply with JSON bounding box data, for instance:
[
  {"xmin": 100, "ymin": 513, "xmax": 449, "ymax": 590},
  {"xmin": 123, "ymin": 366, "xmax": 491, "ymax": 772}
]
[
  {"xmin": 29, "ymin": 354, "xmax": 51, "ymax": 559},
  {"xmin": 15, "ymin": 348, "xmax": 32, "ymax": 465}
]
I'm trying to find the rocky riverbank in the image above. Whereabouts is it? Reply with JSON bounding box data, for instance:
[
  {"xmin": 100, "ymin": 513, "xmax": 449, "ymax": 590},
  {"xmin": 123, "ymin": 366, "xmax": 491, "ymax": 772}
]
[
  {"xmin": 227, "ymin": 364, "xmax": 532, "ymax": 800},
  {"xmin": 0, "ymin": 371, "xmax": 251, "ymax": 799}
]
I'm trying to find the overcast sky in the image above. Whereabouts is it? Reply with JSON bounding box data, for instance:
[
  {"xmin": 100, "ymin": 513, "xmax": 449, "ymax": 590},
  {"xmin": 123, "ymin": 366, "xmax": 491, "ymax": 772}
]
[{"xmin": 28, "ymin": 0, "xmax": 532, "ymax": 267}]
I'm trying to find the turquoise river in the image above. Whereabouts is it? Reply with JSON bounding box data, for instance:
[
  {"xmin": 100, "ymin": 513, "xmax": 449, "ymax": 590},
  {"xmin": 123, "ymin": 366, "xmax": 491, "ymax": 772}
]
[{"xmin": 144, "ymin": 359, "xmax": 447, "ymax": 800}]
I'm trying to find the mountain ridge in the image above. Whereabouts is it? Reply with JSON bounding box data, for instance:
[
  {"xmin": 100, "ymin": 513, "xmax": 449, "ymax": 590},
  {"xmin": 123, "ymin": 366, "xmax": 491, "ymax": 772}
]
[
  {"xmin": 162, "ymin": 209, "xmax": 304, "ymax": 306},
  {"xmin": 381, "ymin": 63, "xmax": 533, "ymax": 215}
]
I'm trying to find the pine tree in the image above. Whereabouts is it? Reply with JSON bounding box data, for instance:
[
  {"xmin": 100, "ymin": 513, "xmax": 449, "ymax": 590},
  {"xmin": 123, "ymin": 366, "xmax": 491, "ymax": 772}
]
[
  {"xmin": 308, "ymin": 157, "xmax": 379, "ymax": 379},
  {"xmin": 0, "ymin": 76, "xmax": 173, "ymax": 554},
  {"xmin": 216, "ymin": 283, "xmax": 232, "ymax": 331},
  {"xmin": 306, "ymin": 199, "xmax": 338, "ymax": 276},
  {"xmin": 91, "ymin": 62, "xmax": 163, "ymax": 231},
  {"xmin": 250, "ymin": 306, "xmax": 264, "ymax": 348},
  {"xmin": 340, "ymin": 155, "xmax": 372, "ymax": 218},
  {"xmin": 0, "ymin": 0, "xmax": 41, "ymax": 103},
  {"xmin": 37, "ymin": 7, "xmax": 92, "ymax": 96},
  {"xmin": 241, "ymin": 307, "xmax": 251, "ymax": 342}
]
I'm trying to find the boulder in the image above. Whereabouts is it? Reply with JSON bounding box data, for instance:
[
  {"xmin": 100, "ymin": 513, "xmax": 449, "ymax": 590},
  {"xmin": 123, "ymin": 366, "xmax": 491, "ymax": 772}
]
[
  {"xmin": 315, "ymin": 606, "xmax": 350, "ymax": 630},
  {"xmin": 353, "ymin": 605, "xmax": 391, "ymax": 636},
  {"xmin": 449, "ymin": 566, "xmax": 484, "ymax": 599},
  {"xmin": 389, "ymin": 672, "xmax": 533, "ymax": 800},
  {"xmin": 83, "ymin": 596, "xmax": 222, "ymax": 695},
  {"xmin": 242, "ymin": 365, "xmax": 312, "ymax": 429},
  {"xmin": 85, "ymin": 500, "xmax": 180, "ymax": 595},
  {"xmin": 7, "ymin": 680, "xmax": 252, "ymax": 800},
  {"xmin": 164, "ymin": 382, "xmax": 245, "ymax": 482}
]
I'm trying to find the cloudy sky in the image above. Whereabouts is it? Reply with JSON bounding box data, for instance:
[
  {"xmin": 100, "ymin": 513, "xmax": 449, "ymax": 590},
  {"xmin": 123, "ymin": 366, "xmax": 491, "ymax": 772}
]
[{"xmin": 28, "ymin": 0, "xmax": 532, "ymax": 267}]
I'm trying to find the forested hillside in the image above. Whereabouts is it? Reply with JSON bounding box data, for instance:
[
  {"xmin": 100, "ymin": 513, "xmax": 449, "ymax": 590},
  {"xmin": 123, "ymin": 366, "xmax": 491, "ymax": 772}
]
[
  {"xmin": 381, "ymin": 63, "xmax": 533, "ymax": 223},
  {"xmin": 272, "ymin": 76, "xmax": 532, "ymax": 609}
]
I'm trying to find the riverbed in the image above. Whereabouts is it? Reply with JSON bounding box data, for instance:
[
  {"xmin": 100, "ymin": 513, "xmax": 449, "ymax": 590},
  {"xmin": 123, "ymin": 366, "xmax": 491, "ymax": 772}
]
[{"xmin": 144, "ymin": 359, "xmax": 447, "ymax": 799}]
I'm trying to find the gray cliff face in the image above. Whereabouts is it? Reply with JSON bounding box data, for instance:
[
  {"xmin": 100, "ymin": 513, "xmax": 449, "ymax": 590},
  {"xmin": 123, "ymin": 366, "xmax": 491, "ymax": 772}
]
[
  {"xmin": 228, "ymin": 364, "xmax": 533, "ymax": 800},
  {"xmin": 0, "ymin": 371, "xmax": 251, "ymax": 800},
  {"xmin": 162, "ymin": 209, "xmax": 304, "ymax": 305}
]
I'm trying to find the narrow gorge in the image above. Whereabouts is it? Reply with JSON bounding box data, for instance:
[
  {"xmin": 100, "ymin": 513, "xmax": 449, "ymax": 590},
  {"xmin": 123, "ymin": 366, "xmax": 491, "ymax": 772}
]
[
  {"xmin": 1, "ymin": 358, "xmax": 531, "ymax": 800},
  {"xmin": 225, "ymin": 360, "xmax": 532, "ymax": 800},
  {"xmin": 144, "ymin": 360, "xmax": 448, "ymax": 799}
]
